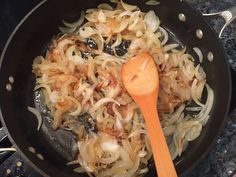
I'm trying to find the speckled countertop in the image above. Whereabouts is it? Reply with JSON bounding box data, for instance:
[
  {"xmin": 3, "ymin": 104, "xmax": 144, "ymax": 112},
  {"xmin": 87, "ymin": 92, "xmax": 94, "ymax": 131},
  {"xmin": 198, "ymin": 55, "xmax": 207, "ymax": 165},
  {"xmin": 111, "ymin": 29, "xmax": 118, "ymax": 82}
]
[
  {"xmin": 0, "ymin": 0, "xmax": 236, "ymax": 177},
  {"xmin": 184, "ymin": 0, "xmax": 236, "ymax": 177}
]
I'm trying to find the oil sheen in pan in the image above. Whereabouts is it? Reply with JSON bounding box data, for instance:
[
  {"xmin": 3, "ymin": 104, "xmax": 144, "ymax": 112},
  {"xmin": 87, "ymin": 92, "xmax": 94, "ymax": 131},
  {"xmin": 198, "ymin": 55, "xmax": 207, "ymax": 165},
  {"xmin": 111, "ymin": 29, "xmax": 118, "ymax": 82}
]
[{"xmin": 33, "ymin": 90, "xmax": 78, "ymax": 163}]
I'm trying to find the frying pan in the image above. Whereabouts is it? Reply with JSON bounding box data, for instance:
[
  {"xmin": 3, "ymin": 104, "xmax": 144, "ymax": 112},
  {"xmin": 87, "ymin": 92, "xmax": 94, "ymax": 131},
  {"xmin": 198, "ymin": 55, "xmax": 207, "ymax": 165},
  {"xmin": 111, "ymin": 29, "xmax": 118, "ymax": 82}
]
[{"xmin": 0, "ymin": 0, "xmax": 233, "ymax": 176}]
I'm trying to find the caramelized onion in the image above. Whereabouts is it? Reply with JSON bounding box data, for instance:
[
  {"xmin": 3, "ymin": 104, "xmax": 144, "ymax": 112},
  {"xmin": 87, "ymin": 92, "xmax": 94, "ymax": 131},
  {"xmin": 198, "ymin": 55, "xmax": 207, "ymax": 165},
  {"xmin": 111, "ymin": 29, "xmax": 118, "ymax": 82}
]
[{"xmin": 32, "ymin": 1, "xmax": 214, "ymax": 176}]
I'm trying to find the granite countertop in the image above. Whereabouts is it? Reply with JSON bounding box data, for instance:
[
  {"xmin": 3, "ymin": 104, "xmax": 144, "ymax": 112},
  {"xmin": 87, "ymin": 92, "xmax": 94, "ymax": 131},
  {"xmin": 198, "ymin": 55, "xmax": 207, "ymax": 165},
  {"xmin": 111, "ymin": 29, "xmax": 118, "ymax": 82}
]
[{"xmin": 0, "ymin": 0, "xmax": 236, "ymax": 177}]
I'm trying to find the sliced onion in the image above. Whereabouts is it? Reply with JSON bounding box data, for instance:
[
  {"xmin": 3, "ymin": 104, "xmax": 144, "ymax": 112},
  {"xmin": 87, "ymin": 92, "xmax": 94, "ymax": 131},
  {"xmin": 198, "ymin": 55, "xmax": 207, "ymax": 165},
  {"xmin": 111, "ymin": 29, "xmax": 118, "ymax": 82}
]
[
  {"xmin": 93, "ymin": 98, "xmax": 120, "ymax": 111},
  {"xmin": 0, "ymin": 147, "xmax": 16, "ymax": 152},
  {"xmin": 144, "ymin": 10, "xmax": 160, "ymax": 32},
  {"xmin": 98, "ymin": 10, "xmax": 107, "ymax": 23},
  {"xmin": 58, "ymin": 38, "xmax": 74, "ymax": 61},
  {"xmin": 117, "ymin": 11, "xmax": 132, "ymax": 20},
  {"xmin": 139, "ymin": 167, "xmax": 149, "ymax": 174},
  {"xmin": 173, "ymin": 131, "xmax": 185, "ymax": 156},
  {"xmin": 66, "ymin": 45, "xmax": 85, "ymax": 64},
  {"xmin": 79, "ymin": 27, "xmax": 96, "ymax": 38},
  {"xmin": 128, "ymin": 129, "xmax": 146, "ymax": 138},
  {"xmin": 195, "ymin": 80, "xmax": 205, "ymax": 100},
  {"xmin": 163, "ymin": 44, "xmax": 179, "ymax": 52},
  {"xmin": 100, "ymin": 139, "xmax": 120, "ymax": 152},
  {"xmin": 98, "ymin": 3, "xmax": 113, "ymax": 10},
  {"xmin": 167, "ymin": 104, "xmax": 185, "ymax": 125},
  {"xmin": 124, "ymin": 157, "xmax": 140, "ymax": 177},
  {"xmin": 184, "ymin": 121, "xmax": 202, "ymax": 141},
  {"xmin": 159, "ymin": 26, "xmax": 168, "ymax": 45},
  {"xmin": 73, "ymin": 166, "xmax": 86, "ymax": 173},
  {"xmin": 193, "ymin": 47, "xmax": 203, "ymax": 63},
  {"xmin": 115, "ymin": 116, "xmax": 124, "ymax": 130},
  {"xmin": 109, "ymin": 0, "xmax": 118, "ymax": 3},
  {"xmin": 49, "ymin": 91, "xmax": 59, "ymax": 103},
  {"xmin": 87, "ymin": 57, "xmax": 97, "ymax": 84},
  {"xmin": 58, "ymin": 26, "xmax": 76, "ymax": 33},
  {"xmin": 100, "ymin": 150, "xmax": 120, "ymax": 164},
  {"xmin": 195, "ymin": 64, "xmax": 206, "ymax": 80},
  {"xmin": 82, "ymin": 160, "xmax": 95, "ymax": 173},
  {"xmin": 112, "ymin": 104, "xmax": 123, "ymax": 120},
  {"xmin": 185, "ymin": 106, "xmax": 202, "ymax": 112},
  {"xmin": 113, "ymin": 19, "xmax": 129, "ymax": 33},
  {"xmin": 63, "ymin": 11, "xmax": 85, "ymax": 28},
  {"xmin": 163, "ymin": 125, "xmax": 176, "ymax": 136},
  {"xmin": 168, "ymin": 142, "xmax": 178, "ymax": 160},
  {"xmin": 120, "ymin": 0, "xmax": 137, "ymax": 11},
  {"xmin": 196, "ymin": 84, "xmax": 214, "ymax": 125},
  {"xmin": 124, "ymin": 106, "xmax": 134, "ymax": 122},
  {"xmin": 138, "ymin": 150, "xmax": 147, "ymax": 158},
  {"xmin": 136, "ymin": 30, "xmax": 143, "ymax": 37},
  {"xmin": 145, "ymin": 0, "xmax": 160, "ymax": 5},
  {"xmin": 27, "ymin": 106, "xmax": 42, "ymax": 131},
  {"xmin": 112, "ymin": 33, "xmax": 122, "ymax": 48},
  {"xmin": 191, "ymin": 79, "xmax": 204, "ymax": 107},
  {"xmin": 66, "ymin": 96, "xmax": 82, "ymax": 116},
  {"xmin": 79, "ymin": 139, "xmax": 96, "ymax": 163}
]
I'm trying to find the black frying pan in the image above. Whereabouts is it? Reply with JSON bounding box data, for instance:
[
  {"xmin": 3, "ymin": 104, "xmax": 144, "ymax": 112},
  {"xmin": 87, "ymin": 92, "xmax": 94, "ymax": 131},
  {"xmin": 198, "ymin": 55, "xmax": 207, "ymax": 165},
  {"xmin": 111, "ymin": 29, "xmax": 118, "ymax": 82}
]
[{"xmin": 0, "ymin": 0, "xmax": 233, "ymax": 176}]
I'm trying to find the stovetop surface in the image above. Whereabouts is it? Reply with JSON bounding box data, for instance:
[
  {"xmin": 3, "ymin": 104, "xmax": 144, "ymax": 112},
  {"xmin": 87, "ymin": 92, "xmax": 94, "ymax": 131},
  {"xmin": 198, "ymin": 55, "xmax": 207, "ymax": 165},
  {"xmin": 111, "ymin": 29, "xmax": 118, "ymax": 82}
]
[{"xmin": 0, "ymin": 0, "xmax": 236, "ymax": 177}]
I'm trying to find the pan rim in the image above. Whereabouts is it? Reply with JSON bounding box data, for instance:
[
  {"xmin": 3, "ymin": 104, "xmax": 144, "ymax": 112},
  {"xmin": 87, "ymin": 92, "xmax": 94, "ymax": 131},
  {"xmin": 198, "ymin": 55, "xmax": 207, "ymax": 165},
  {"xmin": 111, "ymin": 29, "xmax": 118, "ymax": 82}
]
[{"xmin": 0, "ymin": 0, "xmax": 50, "ymax": 176}]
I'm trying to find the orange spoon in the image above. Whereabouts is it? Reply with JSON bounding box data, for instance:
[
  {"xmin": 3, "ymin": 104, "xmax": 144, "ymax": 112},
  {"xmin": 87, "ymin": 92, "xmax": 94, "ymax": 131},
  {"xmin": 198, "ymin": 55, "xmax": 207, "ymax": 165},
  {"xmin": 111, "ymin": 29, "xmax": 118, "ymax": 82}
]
[{"xmin": 121, "ymin": 52, "xmax": 178, "ymax": 177}]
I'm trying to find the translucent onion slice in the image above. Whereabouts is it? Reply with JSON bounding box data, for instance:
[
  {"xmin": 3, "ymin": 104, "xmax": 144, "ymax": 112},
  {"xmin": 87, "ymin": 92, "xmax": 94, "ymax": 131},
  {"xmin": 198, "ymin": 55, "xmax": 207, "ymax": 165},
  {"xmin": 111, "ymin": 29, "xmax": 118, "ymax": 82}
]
[
  {"xmin": 163, "ymin": 125, "xmax": 176, "ymax": 136},
  {"xmin": 159, "ymin": 26, "xmax": 169, "ymax": 45},
  {"xmin": 120, "ymin": 0, "xmax": 137, "ymax": 11},
  {"xmin": 193, "ymin": 47, "xmax": 203, "ymax": 63},
  {"xmin": 184, "ymin": 121, "xmax": 202, "ymax": 141},
  {"xmin": 125, "ymin": 157, "xmax": 140, "ymax": 177},
  {"xmin": 63, "ymin": 11, "xmax": 85, "ymax": 28},
  {"xmin": 145, "ymin": 0, "xmax": 160, "ymax": 5},
  {"xmin": 98, "ymin": 10, "xmax": 107, "ymax": 23},
  {"xmin": 117, "ymin": 11, "xmax": 132, "ymax": 20},
  {"xmin": 79, "ymin": 27, "xmax": 97, "ymax": 38},
  {"xmin": 109, "ymin": 0, "xmax": 118, "ymax": 3},
  {"xmin": 58, "ymin": 26, "xmax": 76, "ymax": 33},
  {"xmin": 97, "ymin": 3, "xmax": 113, "ymax": 10},
  {"xmin": 100, "ymin": 150, "xmax": 120, "ymax": 164},
  {"xmin": 112, "ymin": 19, "xmax": 129, "ymax": 33},
  {"xmin": 196, "ymin": 84, "xmax": 214, "ymax": 125},
  {"xmin": 93, "ymin": 98, "xmax": 120, "ymax": 111},
  {"xmin": 128, "ymin": 129, "xmax": 146, "ymax": 138},
  {"xmin": 173, "ymin": 131, "xmax": 185, "ymax": 156},
  {"xmin": 163, "ymin": 44, "xmax": 179, "ymax": 52},
  {"xmin": 27, "ymin": 106, "xmax": 42, "ymax": 131},
  {"xmin": 185, "ymin": 106, "xmax": 202, "ymax": 112},
  {"xmin": 191, "ymin": 79, "xmax": 204, "ymax": 107},
  {"xmin": 73, "ymin": 166, "xmax": 86, "ymax": 173},
  {"xmin": 144, "ymin": 10, "xmax": 160, "ymax": 32},
  {"xmin": 66, "ymin": 45, "xmax": 85, "ymax": 64},
  {"xmin": 112, "ymin": 33, "xmax": 122, "ymax": 48},
  {"xmin": 100, "ymin": 139, "xmax": 120, "ymax": 152},
  {"xmin": 66, "ymin": 96, "xmax": 82, "ymax": 116},
  {"xmin": 140, "ymin": 168, "xmax": 149, "ymax": 174},
  {"xmin": 167, "ymin": 104, "xmax": 185, "ymax": 125}
]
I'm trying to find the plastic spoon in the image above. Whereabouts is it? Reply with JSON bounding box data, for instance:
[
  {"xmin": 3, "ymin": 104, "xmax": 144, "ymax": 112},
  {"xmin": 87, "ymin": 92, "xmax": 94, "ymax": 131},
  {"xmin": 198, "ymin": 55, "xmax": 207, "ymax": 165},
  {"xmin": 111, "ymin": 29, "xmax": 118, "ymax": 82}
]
[{"xmin": 121, "ymin": 52, "xmax": 178, "ymax": 177}]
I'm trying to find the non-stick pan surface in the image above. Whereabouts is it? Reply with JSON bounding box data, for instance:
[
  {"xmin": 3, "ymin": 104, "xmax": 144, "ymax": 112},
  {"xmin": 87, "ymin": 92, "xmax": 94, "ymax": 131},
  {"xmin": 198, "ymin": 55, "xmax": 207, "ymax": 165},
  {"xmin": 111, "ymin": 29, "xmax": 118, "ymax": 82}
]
[{"xmin": 0, "ymin": 0, "xmax": 231, "ymax": 177}]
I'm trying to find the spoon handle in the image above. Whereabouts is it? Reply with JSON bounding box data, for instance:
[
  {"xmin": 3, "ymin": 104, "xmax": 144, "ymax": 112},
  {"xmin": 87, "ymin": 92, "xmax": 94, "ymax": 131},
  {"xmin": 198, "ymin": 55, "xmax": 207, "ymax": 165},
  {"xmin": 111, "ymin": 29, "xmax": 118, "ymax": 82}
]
[{"xmin": 135, "ymin": 94, "xmax": 178, "ymax": 177}]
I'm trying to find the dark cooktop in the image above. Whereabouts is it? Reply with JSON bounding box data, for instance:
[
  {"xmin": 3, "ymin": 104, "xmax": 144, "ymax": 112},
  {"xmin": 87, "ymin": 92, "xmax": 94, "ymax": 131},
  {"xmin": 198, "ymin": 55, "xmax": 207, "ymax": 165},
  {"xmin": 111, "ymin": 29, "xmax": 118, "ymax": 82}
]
[{"xmin": 0, "ymin": 0, "xmax": 236, "ymax": 177}]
